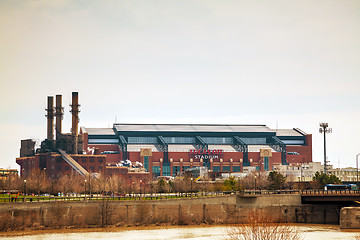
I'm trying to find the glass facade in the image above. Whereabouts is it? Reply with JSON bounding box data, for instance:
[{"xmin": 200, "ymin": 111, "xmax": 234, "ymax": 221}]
[
  {"xmin": 222, "ymin": 166, "xmax": 231, "ymax": 172},
  {"xmin": 213, "ymin": 166, "xmax": 221, "ymax": 172},
  {"xmin": 152, "ymin": 166, "xmax": 160, "ymax": 177},
  {"xmin": 163, "ymin": 137, "xmax": 196, "ymax": 144},
  {"xmin": 264, "ymin": 157, "xmax": 269, "ymax": 171},
  {"xmin": 182, "ymin": 166, "xmax": 190, "ymax": 172},
  {"xmin": 240, "ymin": 137, "xmax": 267, "ymax": 145},
  {"xmin": 144, "ymin": 156, "xmax": 149, "ymax": 171},
  {"xmin": 173, "ymin": 166, "xmax": 181, "ymax": 176},
  {"xmin": 163, "ymin": 163, "xmax": 171, "ymax": 176},
  {"xmin": 202, "ymin": 137, "xmax": 233, "ymax": 144},
  {"xmin": 232, "ymin": 166, "xmax": 241, "ymax": 172},
  {"xmin": 128, "ymin": 137, "xmax": 157, "ymax": 144}
]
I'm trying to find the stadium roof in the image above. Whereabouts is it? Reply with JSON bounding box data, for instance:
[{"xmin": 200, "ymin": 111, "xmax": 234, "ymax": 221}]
[
  {"xmin": 274, "ymin": 129, "xmax": 305, "ymax": 137},
  {"xmin": 82, "ymin": 127, "xmax": 116, "ymax": 135},
  {"xmin": 113, "ymin": 124, "xmax": 273, "ymax": 133}
]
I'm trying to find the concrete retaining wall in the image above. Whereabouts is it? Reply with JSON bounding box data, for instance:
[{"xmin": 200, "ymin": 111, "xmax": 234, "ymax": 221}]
[
  {"xmin": 0, "ymin": 195, "xmax": 342, "ymax": 230},
  {"xmin": 340, "ymin": 207, "xmax": 360, "ymax": 229}
]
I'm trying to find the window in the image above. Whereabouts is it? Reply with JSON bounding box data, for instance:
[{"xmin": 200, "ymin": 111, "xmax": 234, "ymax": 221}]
[
  {"xmin": 90, "ymin": 166, "xmax": 95, "ymax": 171},
  {"xmin": 82, "ymin": 158, "xmax": 86, "ymax": 163},
  {"xmin": 163, "ymin": 164, "xmax": 171, "ymax": 176},
  {"xmin": 222, "ymin": 166, "xmax": 231, "ymax": 172},
  {"xmin": 264, "ymin": 157, "xmax": 269, "ymax": 171},
  {"xmin": 232, "ymin": 166, "xmax": 241, "ymax": 172},
  {"xmin": 65, "ymin": 166, "xmax": 70, "ymax": 171},
  {"xmin": 90, "ymin": 158, "xmax": 94, "ymax": 163},
  {"xmin": 182, "ymin": 166, "xmax": 190, "ymax": 172},
  {"xmin": 213, "ymin": 166, "xmax": 221, "ymax": 172},
  {"xmin": 153, "ymin": 166, "xmax": 161, "ymax": 177},
  {"xmin": 173, "ymin": 166, "xmax": 181, "ymax": 176},
  {"xmin": 144, "ymin": 156, "xmax": 149, "ymax": 171},
  {"xmin": 98, "ymin": 159, "xmax": 103, "ymax": 163},
  {"xmin": 98, "ymin": 166, "xmax": 103, "ymax": 171}
]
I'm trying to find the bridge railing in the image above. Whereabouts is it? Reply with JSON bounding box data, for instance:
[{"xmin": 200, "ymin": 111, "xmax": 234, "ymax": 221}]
[{"xmin": 240, "ymin": 189, "xmax": 360, "ymax": 195}]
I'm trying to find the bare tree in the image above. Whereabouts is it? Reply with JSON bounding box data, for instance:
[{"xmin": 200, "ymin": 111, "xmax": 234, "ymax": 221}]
[
  {"xmin": 227, "ymin": 209, "xmax": 302, "ymax": 240},
  {"xmin": 26, "ymin": 169, "xmax": 49, "ymax": 197},
  {"xmin": 98, "ymin": 198, "xmax": 118, "ymax": 226},
  {"xmin": 241, "ymin": 171, "xmax": 270, "ymax": 190},
  {"xmin": 56, "ymin": 173, "xmax": 84, "ymax": 196}
]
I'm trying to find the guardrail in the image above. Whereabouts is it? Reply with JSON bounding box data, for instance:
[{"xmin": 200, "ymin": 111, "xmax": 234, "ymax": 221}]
[
  {"xmin": 0, "ymin": 191, "xmax": 235, "ymax": 203},
  {"xmin": 1, "ymin": 190, "xmax": 359, "ymax": 203}
]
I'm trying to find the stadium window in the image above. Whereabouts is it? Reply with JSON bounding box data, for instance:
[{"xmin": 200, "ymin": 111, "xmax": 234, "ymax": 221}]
[
  {"xmin": 222, "ymin": 166, "xmax": 231, "ymax": 172},
  {"xmin": 152, "ymin": 166, "xmax": 160, "ymax": 177},
  {"xmin": 213, "ymin": 166, "xmax": 221, "ymax": 172},
  {"xmin": 144, "ymin": 156, "xmax": 149, "ymax": 171},
  {"xmin": 173, "ymin": 166, "xmax": 181, "ymax": 176},
  {"xmin": 232, "ymin": 166, "xmax": 241, "ymax": 172}
]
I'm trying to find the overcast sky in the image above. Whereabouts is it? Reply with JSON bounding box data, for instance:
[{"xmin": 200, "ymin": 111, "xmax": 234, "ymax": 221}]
[{"xmin": 1, "ymin": 0, "xmax": 359, "ymax": 170}]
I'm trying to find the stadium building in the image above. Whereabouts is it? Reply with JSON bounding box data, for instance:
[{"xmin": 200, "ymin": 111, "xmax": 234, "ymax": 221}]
[
  {"xmin": 16, "ymin": 92, "xmax": 312, "ymax": 179},
  {"xmin": 82, "ymin": 124, "xmax": 312, "ymax": 177}
]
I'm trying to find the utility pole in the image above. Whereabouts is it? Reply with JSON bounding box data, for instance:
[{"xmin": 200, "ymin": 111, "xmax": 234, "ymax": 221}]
[{"xmin": 319, "ymin": 123, "xmax": 332, "ymax": 174}]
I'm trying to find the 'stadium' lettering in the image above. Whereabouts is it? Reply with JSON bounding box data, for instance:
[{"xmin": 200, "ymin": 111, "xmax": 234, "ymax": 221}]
[{"xmin": 189, "ymin": 149, "xmax": 224, "ymax": 155}]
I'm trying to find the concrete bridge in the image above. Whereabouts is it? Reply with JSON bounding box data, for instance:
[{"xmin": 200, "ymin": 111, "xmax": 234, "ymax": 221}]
[{"xmin": 242, "ymin": 190, "xmax": 360, "ymax": 204}]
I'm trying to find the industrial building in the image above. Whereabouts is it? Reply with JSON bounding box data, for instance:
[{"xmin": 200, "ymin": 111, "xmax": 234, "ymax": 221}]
[{"xmin": 16, "ymin": 93, "xmax": 312, "ymax": 180}]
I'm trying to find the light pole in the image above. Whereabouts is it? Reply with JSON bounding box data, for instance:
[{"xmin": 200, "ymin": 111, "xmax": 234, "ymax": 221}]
[
  {"xmin": 356, "ymin": 153, "xmax": 360, "ymax": 190},
  {"xmin": 190, "ymin": 178, "xmax": 193, "ymax": 198},
  {"xmin": 140, "ymin": 180, "xmax": 142, "ymax": 197},
  {"xmin": 254, "ymin": 176, "xmax": 257, "ymax": 193},
  {"xmin": 319, "ymin": 123, "xmax": 332, "ymax": 174},
  {"xmin": 84, "ymin": 180, "xmax": 87, "ymax": 200},
  {"xmin": 23, "ymin": 180, "xmax": 27, "ymax": 195}
]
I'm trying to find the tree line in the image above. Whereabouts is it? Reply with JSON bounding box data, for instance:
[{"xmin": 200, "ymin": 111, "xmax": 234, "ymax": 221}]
[{"xmin": 0, "ymin": 169, "xmax": 342, "ymax": 196}]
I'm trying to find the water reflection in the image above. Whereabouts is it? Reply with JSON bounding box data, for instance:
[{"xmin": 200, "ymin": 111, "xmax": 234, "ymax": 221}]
[{"xmin": 4, "ymin": 225, "xmax": 360, "ymax": 240}]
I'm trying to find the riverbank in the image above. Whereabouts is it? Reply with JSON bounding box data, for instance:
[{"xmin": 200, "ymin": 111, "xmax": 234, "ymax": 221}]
[
  {"xmin": 1, "ymin": 223, "xmax": 360, "ymax": 238},
  {"xmin": 0, "ymin": 224, "xmax": 227, "ymax": 237}
]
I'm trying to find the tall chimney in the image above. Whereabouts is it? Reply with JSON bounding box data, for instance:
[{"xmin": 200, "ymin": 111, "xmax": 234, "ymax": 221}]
[
  {"xmin": 46, "ymin": 96, "xmax": 54, "ymax": 141},
  {"xmin": 70, "ymin": 92, "xmax": 80, "ymax": 153},
  {"xmin": 55, "ymin": 95, "xmax": 63, "ymax": 141}
]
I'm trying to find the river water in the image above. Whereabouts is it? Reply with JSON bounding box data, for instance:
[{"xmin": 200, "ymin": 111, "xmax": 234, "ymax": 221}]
[{"xmin": 4, "ymin": 225, "xmax": 360, "ymax": 240}]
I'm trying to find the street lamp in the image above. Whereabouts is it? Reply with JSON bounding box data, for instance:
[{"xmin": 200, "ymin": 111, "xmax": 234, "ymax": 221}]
[
  {"xmin": 23, "ymin": 180, "xmax": 27, "ymax": 195},
  {"xmin": 254, "ymin": 176, "xmax": 257, "ymax": 193},
  {"xmin": 190, "ymin": 178, "xmax": 193, "ymax": 198},
  {"xmin": 319, "ymin": 123, "xmax": 332, "ymax": 174},
  {"xmin": 356, "ymin": 153, "xmax": 360, "ymax": 190},
  {"xmin": 84, "ymin": 180, "xmax": 87, "ymax": 200},
  {"xmin": 140, "ymin": 180, "xmax": 142, "ymax": 197}
]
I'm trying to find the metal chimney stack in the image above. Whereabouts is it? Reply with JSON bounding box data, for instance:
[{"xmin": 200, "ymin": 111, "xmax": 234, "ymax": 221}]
[
  {"xmin": 46, "ymin": 96, "xmax": 54, "ymax": 141},
  {"xmin": 70, "ymin": 92, "xmax": 80, "ymax": 153},
  {"xmin": 55, "ymin": 95, "xmax": 63, "ymax": 141}
]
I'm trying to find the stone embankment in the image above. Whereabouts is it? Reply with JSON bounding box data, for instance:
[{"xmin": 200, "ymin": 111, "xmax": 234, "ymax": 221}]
[{"xmin": 0, "ymin": 194, "xmax": 343, "ymax": 231}]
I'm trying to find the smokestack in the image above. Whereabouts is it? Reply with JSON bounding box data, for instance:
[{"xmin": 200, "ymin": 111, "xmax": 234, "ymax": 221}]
[
  {"xmin": 70, "ymin": 92, "xmax": 80, "ymax": 153},
  {"xmin": 55, "ymin": 95, "xmax": 63, "ymax": 141},
  {"xmin": 46, "ymin": 96, "xmax": 54, "ymax": 141}
]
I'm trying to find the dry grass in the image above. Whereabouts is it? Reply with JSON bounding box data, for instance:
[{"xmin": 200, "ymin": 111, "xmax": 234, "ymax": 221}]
[{"xmin": 227, "ymin": 210, "xmax": 302, "ymax": 240}]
